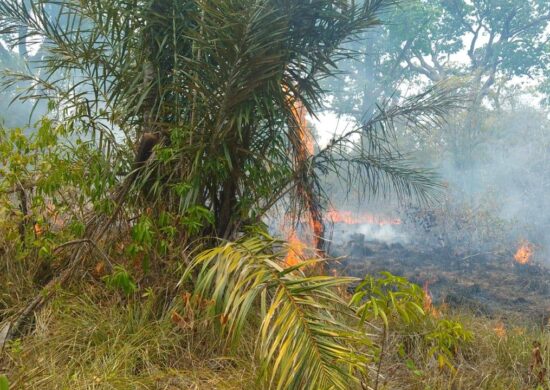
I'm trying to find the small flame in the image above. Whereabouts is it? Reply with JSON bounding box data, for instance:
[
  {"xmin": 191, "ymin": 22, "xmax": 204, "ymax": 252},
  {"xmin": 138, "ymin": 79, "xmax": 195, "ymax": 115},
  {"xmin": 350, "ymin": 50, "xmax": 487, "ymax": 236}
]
[
  {"xmin": 285, "ymin": 231, "xmax": 306, "ymax": 266},
  {"xmin": 493, "ymin": 322, "xmax": 506, "ymax": 338},
  {"xmin": 327, "ymin": 208, "xmax": 401, "ymax": 226},
  {"xmin": 514, "ymin": 241, "xmax": 534, "ymax": 265},
  {"xmin": 423, "ymin": 281, "xmax": 439, "ymax": 317}
]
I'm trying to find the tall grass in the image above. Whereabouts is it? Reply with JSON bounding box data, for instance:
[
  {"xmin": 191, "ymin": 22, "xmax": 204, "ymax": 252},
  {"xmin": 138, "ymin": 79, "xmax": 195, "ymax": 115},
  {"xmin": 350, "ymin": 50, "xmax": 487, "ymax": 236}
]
[{"xmin": 3, "ymin": 291, "xmax": 256, "ymax": 389}]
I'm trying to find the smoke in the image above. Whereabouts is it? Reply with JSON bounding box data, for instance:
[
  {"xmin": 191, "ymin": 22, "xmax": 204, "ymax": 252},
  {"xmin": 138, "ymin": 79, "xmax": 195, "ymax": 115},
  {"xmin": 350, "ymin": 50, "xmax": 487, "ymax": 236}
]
[
  {"xmin": 318, "ymin": 102, "xmax": 550, "ymax": 261},
  {"xmin": 435, "ymin": 106, "xmax": 550, "ymax": 259},
  {"xmin": 355, "ymin": 223, "xmax": 408, "ymax": 244}
]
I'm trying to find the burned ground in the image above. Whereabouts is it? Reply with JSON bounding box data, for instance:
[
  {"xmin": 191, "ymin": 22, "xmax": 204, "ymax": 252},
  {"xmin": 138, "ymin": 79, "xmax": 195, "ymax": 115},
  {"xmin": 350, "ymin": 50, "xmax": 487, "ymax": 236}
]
[{"xmin": 330, "ymin": 231, "xmax": 550, "ymax": 323}]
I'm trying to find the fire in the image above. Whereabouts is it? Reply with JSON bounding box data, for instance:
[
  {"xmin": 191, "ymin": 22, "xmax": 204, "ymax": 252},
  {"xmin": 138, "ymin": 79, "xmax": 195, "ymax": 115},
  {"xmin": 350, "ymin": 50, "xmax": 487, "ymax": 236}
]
[
  {"xmin": 423, "ymin": 281, "xmax": 439, "ymax": 317},
  {"xmin": 290, "ymin": 97, "xmax": 314, "ymax": 155},
  {"xmin": 285, "ymin": 230, "xmax": 306, "ymax": 266},
  {"xmin": 327, "ymin": 208, "xmax": 401, "ymax": 226},
  {"xmin": 493, "ymin": 322, "xmax": 506, "ymax": 338},
  {"xmin": 514, "ymin": 241, "xmax": 534, "ymax": 265},
  {"xmin": 283, "ymin": 86, "xmax": 323, "ymax": 265}
]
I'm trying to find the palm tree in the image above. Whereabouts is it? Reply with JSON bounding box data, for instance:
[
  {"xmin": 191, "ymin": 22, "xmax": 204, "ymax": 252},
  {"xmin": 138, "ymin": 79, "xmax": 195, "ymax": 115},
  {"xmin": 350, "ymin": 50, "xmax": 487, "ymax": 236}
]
[{"xmin": 0, "ymin": 0, "xmax": 458, "ymax": 239}]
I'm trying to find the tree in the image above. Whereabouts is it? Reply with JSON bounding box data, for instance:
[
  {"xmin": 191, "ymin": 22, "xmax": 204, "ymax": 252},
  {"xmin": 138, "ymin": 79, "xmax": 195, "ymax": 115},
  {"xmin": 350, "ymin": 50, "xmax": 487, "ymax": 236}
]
[
  {"xmin": 326, "ymin": 0, "xmax": 550, "ymax": 169},
  {"xmin": 0, "ymin": 0, "xmax": 457, "ymax": 242}
]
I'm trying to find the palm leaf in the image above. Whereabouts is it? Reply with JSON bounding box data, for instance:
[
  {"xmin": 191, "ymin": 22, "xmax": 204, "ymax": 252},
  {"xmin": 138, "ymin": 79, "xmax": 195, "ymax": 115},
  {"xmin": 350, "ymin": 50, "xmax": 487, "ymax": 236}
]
[
  {"xmin": 181, "ymin": 235, "xmax": 371, "ymax": 389},
  {"xmin": 313, "ymin": 80, "xmax": 466, "ymax": 204}
]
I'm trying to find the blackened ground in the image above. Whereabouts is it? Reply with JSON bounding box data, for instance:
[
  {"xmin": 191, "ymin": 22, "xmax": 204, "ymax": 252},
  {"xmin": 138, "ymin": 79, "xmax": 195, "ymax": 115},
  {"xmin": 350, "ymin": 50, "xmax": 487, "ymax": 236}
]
[{"xmin": 329, "ymin": 235, "xmax": 550, "ymax": 324}]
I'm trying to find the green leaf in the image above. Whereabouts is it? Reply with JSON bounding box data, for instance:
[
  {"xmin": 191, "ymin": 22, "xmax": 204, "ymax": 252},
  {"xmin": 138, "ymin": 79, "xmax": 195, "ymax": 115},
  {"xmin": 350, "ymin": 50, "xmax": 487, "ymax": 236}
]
[{"xmin": 0, "ymin": 375, "xmax": 9, "ymax": 390}]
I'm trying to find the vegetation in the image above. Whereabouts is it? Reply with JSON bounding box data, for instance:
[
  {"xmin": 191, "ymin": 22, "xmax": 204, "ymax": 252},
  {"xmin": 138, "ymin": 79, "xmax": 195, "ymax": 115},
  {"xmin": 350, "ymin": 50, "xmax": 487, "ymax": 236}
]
[{"xmin": 0, "ymin": 0, "xmax": 548, "ymax": 389}]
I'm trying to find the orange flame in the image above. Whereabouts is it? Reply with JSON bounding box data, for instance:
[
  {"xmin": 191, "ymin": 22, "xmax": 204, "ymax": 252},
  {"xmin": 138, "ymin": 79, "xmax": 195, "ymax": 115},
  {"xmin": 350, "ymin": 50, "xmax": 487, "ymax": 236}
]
[
  {"xmin": 285, "ymin": 230, "xmax": 306, "ymax": 266},
  {"xmin": 327, "ymin": 208, "xmax": 401, "ymax": 226},
  {"xmin": 290, "ymin": 98, "xmax": 314, "ymax": 155},
  {"xmin": 514, "ymin": 241, "xmax": 534, "ymax": 265},
  {"xmin": 493, "ymin": 322, "xmax": 506, "ymax": 338},
  {"xmin": 283, "ymin": 87, "xmax": 322, "ymax": 265},
  {"xmin": 423, "ymin": 281, "xmax": 439, "ymax": 317}
]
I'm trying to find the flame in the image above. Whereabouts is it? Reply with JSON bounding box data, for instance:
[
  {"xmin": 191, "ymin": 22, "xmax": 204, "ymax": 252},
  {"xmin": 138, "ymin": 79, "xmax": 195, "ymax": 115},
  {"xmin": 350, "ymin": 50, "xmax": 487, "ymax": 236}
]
[
  {"xmin": 283, "ymin": 87, "xmax": 323, "ymax": 264},
  {"xmin": 423, "ymin": 281, "xmax": 439, "ymax": 317},
  {"xmin": 514, "ymin": 241, "xmax": 534, "ymax": 265},
  {"xmin": 327, "ymin": 208, "xmax": 401, "ymax": 225},
  {"xmin": 290, "ymin": 98, "xmax": 314, "ymax": 155},
  {"xmin": 493, "ymin": 322, "xmax": 506, "ymax": 338},
  {"xmin": 285, "ymin": 230, "xmax": 306, "ymax": 266}
]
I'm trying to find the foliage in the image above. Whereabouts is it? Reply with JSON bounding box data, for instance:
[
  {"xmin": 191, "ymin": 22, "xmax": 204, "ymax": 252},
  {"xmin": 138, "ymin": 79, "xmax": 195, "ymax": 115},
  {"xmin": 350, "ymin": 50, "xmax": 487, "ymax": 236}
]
[
  {"xmin": 181, "ymin": 234, "xmax": 368, "ymax": 389},
  {"xmin": 351, "ymin": 272, "xmax": 472, "ymax": 372},
  {"xmin": 103, "ymin": 266, "xmax": 137, "ymax": 296},
  {"xmin": 328, "ymin": 0, "xmax": 550, "ymax": 117},
  {"xmin": 351, "ymin": 271, "xmax": 425, "ymax": 328},
  {"xmin": 0, "ymin": 0, "xmax": 460, "ymax": 242},
  {"xmin": 0, "ymin": 375, "xmax": 8, "ymax": 390}
]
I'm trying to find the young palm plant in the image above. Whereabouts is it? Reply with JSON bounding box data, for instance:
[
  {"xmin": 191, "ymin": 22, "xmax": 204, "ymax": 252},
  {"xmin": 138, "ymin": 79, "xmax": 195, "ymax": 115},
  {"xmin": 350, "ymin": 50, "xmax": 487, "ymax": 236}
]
[{"xmin": 0, "ymin": 0, "xmax": 462, "ymax": 388}]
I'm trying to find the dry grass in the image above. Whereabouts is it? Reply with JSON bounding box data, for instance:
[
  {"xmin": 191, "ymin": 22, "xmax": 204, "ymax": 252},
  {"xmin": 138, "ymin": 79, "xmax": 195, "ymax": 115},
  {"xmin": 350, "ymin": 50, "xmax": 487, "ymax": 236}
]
[
  {"xmin": 4, "ymin": 285, "xmax": 548, "ymax": 389},
  {"xmin": 2, "ymin": 225, "xmax": 549, "ymax": 389},
  {"xmin": 373, "ymin": 311, "xmax": 550, "ymax": 389},
  {"xmin": 2, "ymin": 290, "xmax": 256, "ymax": 389}
]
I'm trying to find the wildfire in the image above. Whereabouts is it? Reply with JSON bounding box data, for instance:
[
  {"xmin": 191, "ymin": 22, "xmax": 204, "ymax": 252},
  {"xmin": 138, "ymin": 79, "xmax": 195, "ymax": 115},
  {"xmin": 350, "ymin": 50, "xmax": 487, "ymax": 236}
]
[
  {"xmin": 514, "ymin": 241, "xmax": 534, "ymax": 265},
  {"xmin": 327, "ymin": 208, "xmax": 401, "ymax": 226},
  {"xmin": 283, "ymin": 86, "xmax": 323, "ymax": 265},
  {"xmin": 285, "ymin": 230, "xmax": 306, "ymax": 266},
  {"xmin": 423, "ymin": 281, "xmax": 439, "ymax": 317}
]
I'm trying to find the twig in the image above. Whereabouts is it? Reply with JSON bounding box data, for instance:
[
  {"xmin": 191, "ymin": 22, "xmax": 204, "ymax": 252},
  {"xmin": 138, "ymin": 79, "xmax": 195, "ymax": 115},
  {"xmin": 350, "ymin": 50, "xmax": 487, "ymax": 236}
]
[
  {"xmin": 374, "ymin": 327, "xmax": 387, "ymax": 390},
  {"xmin": 53, "ymin": 238, "xmax": 114, "ymax": 270},
  {"xmin": 6, "ymin": 195, "xmax": 127, "ymax": 340}
]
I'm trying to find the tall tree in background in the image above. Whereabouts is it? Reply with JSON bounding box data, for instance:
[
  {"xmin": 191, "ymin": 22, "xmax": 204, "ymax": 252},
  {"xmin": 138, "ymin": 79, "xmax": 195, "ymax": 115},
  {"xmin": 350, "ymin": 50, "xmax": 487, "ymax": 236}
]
[{"xmin": 327, "ymin": 0, "xmax": 550, "ymax": 170}]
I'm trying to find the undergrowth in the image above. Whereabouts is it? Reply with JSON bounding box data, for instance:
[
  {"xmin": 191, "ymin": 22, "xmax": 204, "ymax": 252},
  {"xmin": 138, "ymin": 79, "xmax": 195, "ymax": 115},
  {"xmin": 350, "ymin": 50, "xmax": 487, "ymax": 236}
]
[
  {"xmin": 2, "ymin": 289, "xmax": 256, "ymax": 389},
  {"xmin": 1, "ymin": 233, "xmax": 549, "ymax": 389}
]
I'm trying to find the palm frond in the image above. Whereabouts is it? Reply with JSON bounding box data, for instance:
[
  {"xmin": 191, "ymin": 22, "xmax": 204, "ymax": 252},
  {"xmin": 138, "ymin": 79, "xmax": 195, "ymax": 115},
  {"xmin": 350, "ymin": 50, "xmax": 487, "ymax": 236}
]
[
  {"xmin": 181, "ymin": 235, "xmax": 370, "ymax": 389},
  {"xmin": 313, "ymin": 80, "xmax": 466, "ymax": 204}
]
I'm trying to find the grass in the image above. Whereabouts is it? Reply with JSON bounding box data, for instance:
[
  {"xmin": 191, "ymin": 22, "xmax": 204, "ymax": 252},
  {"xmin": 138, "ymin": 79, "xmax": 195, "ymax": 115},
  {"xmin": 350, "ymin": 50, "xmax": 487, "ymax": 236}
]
[
  {"xmin": 373, "ymin": 311, "xmax": 549, "ymax": 389},
  {"xmin": 2, "ymin": 289, "xmax": 256, "ymax": 389},
  {"xmin": 3, "ymin": 281, "xmax": 550, "ymax": 389},
  {"xmin": 1, "ymin": 227, "xmax": 549, "ymax": 389}
]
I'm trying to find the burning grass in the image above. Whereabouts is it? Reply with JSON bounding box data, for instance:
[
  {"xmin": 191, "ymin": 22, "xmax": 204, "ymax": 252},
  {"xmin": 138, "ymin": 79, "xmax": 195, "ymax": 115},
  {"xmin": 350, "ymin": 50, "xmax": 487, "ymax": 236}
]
[{"xmin": 514, "ymin": 240, "xmax": 534, "ymax": 265}]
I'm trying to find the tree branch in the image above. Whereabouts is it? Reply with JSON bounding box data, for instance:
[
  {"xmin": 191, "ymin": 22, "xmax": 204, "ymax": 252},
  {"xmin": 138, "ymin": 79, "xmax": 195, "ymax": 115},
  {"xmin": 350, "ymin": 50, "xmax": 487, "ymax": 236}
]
[{"xmin": 467, "ymin": 24, "xmax": 483, "ymax": 68}]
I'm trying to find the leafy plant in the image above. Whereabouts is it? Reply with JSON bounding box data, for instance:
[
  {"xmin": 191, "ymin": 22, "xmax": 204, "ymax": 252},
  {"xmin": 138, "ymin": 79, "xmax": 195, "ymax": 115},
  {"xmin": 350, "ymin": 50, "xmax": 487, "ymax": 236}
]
[
  {"xmin": 0, "ymin": 374, "xmax": 9, "ymax": 390},
  {"xmin": 351, "ymin": 271, "xmax": 426, "ymax": 328},
  {"xmin": 425, "ymin": 318, "xmax": 472, "ymax": 370},
  {"xmin": 103, "ymin": 266, "xmax": 137, "ymax": 296},
  {"xmin": 351, "ymin": 272, "xmax": 472, "ymax": 374}
]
